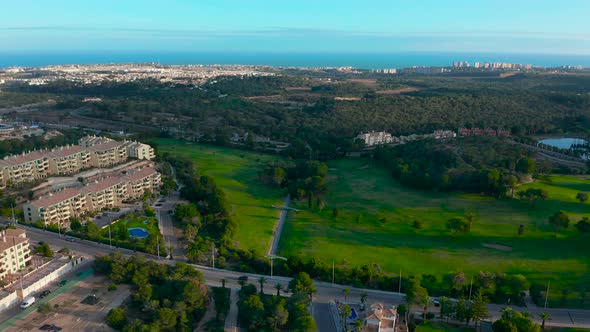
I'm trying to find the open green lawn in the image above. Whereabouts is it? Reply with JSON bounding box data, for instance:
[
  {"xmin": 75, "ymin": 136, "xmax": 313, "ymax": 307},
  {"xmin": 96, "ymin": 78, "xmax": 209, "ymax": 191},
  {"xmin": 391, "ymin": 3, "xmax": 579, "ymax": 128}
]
[
  {"xmin": 416, "ymin": 322, "xmax": 474, "ymax": 332},
  {"xmin": 279, "ymin": 159, "xmax": 590, "ymax": 302},
  {"xmin": 156, "ymin": 139, "xmax": 286, "ymax": 253}
]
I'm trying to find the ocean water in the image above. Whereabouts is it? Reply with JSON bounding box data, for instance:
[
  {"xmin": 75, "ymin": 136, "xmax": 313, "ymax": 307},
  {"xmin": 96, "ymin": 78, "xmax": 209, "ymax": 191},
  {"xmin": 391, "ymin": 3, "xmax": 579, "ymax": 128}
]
[{"xmin": 0, "ymin": 52, "xmax": 589, "ymax": 69}]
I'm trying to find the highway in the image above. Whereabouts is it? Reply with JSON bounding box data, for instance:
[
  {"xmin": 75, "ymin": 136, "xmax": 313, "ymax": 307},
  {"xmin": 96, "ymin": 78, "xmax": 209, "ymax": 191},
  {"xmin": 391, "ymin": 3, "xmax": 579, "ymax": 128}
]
[{"xmin": 19, "ymin": 225, "xmax": 590, "ymax": 330}]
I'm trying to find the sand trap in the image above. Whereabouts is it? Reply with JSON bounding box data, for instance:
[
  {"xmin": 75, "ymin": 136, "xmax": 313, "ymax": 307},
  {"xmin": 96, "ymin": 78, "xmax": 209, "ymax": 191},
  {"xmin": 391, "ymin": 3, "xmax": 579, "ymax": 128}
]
[{"xmin": 482, "ymin": 243, "xmax": 512, "ymax": 251}]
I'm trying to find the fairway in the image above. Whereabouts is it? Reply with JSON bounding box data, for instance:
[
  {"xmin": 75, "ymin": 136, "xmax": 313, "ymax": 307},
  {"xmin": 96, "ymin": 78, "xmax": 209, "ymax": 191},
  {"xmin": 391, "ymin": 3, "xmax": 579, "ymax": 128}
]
[
  {"xmin": 279, "ymin": 159, "xmax": 590, "ymax": 303},
  {"xmin": 156, "ymin": 139, "xmax": 285, "ymax": 253}
]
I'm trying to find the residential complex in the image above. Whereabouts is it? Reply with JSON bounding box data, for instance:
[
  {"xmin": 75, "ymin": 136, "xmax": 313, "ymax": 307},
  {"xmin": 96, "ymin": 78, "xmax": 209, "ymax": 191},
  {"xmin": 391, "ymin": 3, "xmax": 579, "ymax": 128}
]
[
  {"xmin": 0, "ymin": 136, "xmax": 155, "ymax": 188},
  {"xmin": 0, "ymin": 229, "xmax": 32, "ymax": 280},
  {"xmin": 356, "ymin": 131, "xmax": 395, "ymax": 147},
  {"xmin": 23, "ymin": 166, "xmax": 161, "ymax": 225}
]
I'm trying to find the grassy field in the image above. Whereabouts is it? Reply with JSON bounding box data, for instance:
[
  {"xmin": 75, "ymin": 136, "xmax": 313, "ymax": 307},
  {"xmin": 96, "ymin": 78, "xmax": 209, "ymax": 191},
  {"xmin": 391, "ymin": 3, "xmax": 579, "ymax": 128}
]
[
  {"xmin": 279, "ymin": 159, "xmax": 590, "ymax": 303},
  {"xmin": 156, "ymin": 139, "xmax": 286, "ymax": 253},
  {"xmin": 416, "ymin": 322, "xmax": 474, "ymax": 332}
]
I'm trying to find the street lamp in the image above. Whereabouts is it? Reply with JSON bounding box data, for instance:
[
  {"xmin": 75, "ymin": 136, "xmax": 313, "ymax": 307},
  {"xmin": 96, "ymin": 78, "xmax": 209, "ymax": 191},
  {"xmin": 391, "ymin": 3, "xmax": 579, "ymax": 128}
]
[{"xmin": 265, "ymin": 255, "xmax": 287, "ymax": 279}]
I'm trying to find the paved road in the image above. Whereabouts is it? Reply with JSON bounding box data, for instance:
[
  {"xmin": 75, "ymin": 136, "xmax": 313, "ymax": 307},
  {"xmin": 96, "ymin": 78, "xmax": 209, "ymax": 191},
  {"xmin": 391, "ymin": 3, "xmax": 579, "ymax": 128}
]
[
  {"xmin": 224, "ymin": 288, "xmax": 239, "ymax": 332},
  {"xmin": 154, "ymin": 191, "xmax": 186, "ymax": 261},
  {"xmin": 19, "ymin": 226, "xmax": 590, "ymax": 330},
  {"xmin": 267, "ymin": 195, "xmax": 290, "ymax": 256}
]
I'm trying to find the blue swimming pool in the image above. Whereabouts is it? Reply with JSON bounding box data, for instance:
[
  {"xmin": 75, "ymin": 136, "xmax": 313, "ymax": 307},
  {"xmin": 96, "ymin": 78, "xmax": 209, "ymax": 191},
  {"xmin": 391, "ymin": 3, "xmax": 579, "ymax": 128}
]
[
  {"xmin": 348, "ymin": 308, "xmax": 358, "ymax": 320},
  {"xmin": 128, "ymin": 227, "xmax": 149, "ymax": 238}
]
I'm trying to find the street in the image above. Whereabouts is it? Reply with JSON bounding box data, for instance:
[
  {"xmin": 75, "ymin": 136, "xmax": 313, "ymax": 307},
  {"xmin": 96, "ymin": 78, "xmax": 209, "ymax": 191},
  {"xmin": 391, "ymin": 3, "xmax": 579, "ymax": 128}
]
[{"xmin": 16, "ymin": 225, "xmax": 590, "ymax": 330}]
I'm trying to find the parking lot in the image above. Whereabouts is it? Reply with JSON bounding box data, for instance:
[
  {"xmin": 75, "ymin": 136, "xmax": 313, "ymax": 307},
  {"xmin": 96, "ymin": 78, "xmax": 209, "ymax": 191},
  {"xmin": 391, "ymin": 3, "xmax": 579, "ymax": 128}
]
[{"xmin": 3, "ymin": 274, "xmax": 130, "ymax": 332}]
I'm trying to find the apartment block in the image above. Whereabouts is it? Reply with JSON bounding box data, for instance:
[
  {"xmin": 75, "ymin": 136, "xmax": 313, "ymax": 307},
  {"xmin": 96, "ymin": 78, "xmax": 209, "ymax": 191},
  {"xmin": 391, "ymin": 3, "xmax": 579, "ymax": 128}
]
[
  {"xmin": 123, "ymin": 141, "xmax": 155, "ymax": 160},
  {"xmin": 47, "ymin": 145, "xmax": 91, "ymax": 175},
  {"xmin": 87, "ymin": 141, "xmax": 128, "ymax": 168},
  {"xmin": 23, "ymin": 167, "xmax": 161, "ymax": 225},
  {"xmin": 0, "ymin": 151, "xmax": 49, "ymax": 188},
  {"xmin": 0, "ymin": 229, "xmax": 32, "ymax": 280}
]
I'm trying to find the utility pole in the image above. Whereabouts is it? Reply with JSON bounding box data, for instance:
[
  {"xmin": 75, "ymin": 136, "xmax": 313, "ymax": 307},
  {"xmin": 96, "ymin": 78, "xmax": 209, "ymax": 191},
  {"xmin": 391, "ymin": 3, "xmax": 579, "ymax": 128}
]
[
  {"xmin": 469, "ymin": 275, "xmax": 474, "ymax": 301},
  {"xmin": 270, "ymin": 256, "xmax": 273, "ymax": 279},
  {"xmin": 108, "ymin": 221, "xmax": 112, "ymax": 248},
  {"xmin": 211, "ymin": 243, "xmax": 215, "ymax": 269},
  {"xmin": 11, "ymin": 205, "xmax": 16, "ymax": 224},
  {"xmin": 399, "ymin": 269, "xmax": 402, "ymax": 294},
  {"xmin": 332, "ymin": 260, "xmax": 335, "ymax": 285},
  {"xmin": 156, "ymin": 235, "xmax": 160, "ymax": 259},
  {"xmin": 544, "ymin": 281, "xmax": 550, "ymax": 310}
]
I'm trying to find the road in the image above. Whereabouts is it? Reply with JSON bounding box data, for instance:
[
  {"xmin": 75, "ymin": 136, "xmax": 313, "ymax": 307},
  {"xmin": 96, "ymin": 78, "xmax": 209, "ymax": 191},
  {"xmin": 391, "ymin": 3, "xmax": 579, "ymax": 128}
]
[
  {"xmin": 154, "ymin": 191, "xmax": 186, "ymax": 261},
  {"xmin": 18, "ymin": 226, "xmax": 590, "ymax": 330},
  {"xmin": 267, "ymin": 195, "xmax": 290, "ymax": 256}
]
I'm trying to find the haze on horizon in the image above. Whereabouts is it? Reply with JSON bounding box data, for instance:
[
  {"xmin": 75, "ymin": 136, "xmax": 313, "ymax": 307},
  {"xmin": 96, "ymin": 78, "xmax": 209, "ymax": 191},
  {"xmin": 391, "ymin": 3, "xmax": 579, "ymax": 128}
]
[{"xmin": 1, "ymin": 0, "xmax": 589, "ymax": 55}]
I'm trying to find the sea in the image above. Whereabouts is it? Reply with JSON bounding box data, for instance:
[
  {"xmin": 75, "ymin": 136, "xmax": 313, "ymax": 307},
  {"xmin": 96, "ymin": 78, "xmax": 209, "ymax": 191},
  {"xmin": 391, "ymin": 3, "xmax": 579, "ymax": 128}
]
[{"xmin": 0, "ymin": 52, "xmax": 589, "ymax": 69}]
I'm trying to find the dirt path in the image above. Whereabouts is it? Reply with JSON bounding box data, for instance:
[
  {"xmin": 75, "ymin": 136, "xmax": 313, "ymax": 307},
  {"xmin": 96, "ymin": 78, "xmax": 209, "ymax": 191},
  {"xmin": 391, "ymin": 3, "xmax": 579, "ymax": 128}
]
[
  {"xmin": 195, "ymin": 292, "xmax": 217, "ymax": 332},
  {"xmin": 224, "ymin": 288, "xmax": 239, "ymax": 332},
  {"xmin": 267, "ymin": 195, "xmax": 291, "ymax": 256}
]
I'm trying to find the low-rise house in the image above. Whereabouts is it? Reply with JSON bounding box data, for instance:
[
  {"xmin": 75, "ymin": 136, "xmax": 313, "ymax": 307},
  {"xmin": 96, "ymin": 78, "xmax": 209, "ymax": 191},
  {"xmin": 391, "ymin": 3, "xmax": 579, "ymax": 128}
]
[{"xmin": 365, "ymin": 303, "xmax": 397, "ymax": 332}]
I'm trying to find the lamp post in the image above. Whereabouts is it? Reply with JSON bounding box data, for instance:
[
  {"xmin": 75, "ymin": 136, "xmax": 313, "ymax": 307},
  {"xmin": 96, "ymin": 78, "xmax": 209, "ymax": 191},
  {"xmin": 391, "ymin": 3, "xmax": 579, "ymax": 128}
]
[{"xmin": 266, "ymin": 255, "xmax": 287, "ymax": 279}]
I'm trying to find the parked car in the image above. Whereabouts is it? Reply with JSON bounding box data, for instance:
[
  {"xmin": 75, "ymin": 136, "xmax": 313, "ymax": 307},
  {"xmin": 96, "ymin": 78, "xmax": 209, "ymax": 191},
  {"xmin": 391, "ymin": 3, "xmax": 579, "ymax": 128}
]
[
  {"xmin": 432, "ymin": 299, "xmax": 441, "ymax": 306},
  {"xmin": 65, "ymin": 237, "xmax": 75, "ymax": 242},
  {"xmin": 20, "ymin": 296, "xmax": 35, "ymax": 309},
  {"xmin": 39, "ymin": 290, "xmax": 51, "ymax": 298},
  {"xmin": 39, "ymin": 324, "xmax": 62, "ymax": 331}
]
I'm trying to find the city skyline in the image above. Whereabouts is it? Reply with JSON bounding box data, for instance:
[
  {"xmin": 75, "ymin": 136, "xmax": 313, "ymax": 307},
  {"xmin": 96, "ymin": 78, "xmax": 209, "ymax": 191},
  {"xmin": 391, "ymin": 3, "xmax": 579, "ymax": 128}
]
[{"xmin": 1, "ymin": 0, "xmax": 589, "ymax": 55}]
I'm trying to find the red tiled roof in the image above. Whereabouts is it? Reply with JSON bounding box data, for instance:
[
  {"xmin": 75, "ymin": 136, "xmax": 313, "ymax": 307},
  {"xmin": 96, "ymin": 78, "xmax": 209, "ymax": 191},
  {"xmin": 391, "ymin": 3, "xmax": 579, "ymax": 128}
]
[
  {"xmin": 30, "ymin": 188, "xmax": 80, "ymax": 208},
  {"xmin": 80, "ymin": 177, "xmax": 122, "ymax": 195},
  {"xmin": 47, "ymin": 145, "xmax": 86, "ymax": 158},
  {"xmin": 123, "ymin": 167, "xmax": 158, "ymax": 182},
  {"xmin": 0, "ymin": 151, "xmax": 46, "ymax": 167},
  {"xmin": 87, "ymin": 141, "xmax": 124, "ymax": 152}
]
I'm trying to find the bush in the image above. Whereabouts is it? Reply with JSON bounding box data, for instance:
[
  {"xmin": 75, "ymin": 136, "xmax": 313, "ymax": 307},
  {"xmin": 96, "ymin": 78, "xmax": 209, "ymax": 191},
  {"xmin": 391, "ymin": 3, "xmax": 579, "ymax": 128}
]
[
  {"xmin": 426, "ymin": 312, "xmax": 435, "ymax": 320},
  {"xmin": 37, "ymin": 303, "xmax": 52, "ymax": 314},
  {"xmin": 106, "ymin": 307, "xmax": 126, "ymax": 329},
  {"xmin": 108, "ymin": 283, "xmax": 118, "ymax": 291}
]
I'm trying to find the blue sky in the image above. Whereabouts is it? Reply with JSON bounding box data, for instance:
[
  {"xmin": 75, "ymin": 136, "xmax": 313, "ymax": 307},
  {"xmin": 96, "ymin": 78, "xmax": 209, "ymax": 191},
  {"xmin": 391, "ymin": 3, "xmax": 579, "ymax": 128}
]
[{"xmin": 1, "ymin": 0, "xmax": 589, "ymax": 54}]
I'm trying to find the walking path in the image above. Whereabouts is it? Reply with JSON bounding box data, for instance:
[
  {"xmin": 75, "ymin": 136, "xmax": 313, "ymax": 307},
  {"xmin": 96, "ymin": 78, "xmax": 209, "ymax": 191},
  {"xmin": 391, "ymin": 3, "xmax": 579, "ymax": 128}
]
[
  {"xmin": 224, "ymin": 288, "xmax": 239, "ymax": 332},
  {"xmin": 267, "ymin": 195, "xmax": 291, "ymax": 256}
]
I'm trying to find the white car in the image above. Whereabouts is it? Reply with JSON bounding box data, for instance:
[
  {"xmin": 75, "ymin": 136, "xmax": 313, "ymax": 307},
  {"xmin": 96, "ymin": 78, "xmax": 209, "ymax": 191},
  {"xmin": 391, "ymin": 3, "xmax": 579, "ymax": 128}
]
[{"xmin": 20, "ymin": 296, "xmax": 35, "ymax": 309}]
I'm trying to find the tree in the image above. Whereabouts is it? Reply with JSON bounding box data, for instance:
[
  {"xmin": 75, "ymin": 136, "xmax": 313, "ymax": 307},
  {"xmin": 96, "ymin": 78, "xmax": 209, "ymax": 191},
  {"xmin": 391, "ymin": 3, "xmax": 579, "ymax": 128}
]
[
  {"xmin": 539, "ymin": 312, "xmax": 551, "ymax": 330},
  {"xmin": 576, "ymin": 192, "xmax": 588, "ymax": 203},
  {"xmin": 157, "ymin": 307, "xmax": 177, "ymax": 330},
  {"xmin": 576, "ymin": 217, "xmax": 590, "ymax": 233},
  {"xmin": 516, "ymin": 158, "xmax": 535, "ymax": 174},
  {"xmin": 360, "ymin": 291, "xmax": 368, "ymax": 304},
  {"xmin": 289, "ymin": 272, "xmax": 316, "ymax": 302},
  {"xmin": 70, "ymin": 218, "xmax": 82, "ymax": 232},
  {"xmin": 341, "ymin": 305, "xmax": 352, "ymax": 331},
  {"xmin": 275, "ymin": 283, "xmax": 283, "ymax": 296},
  {"xmin": 405, "ymin": 277, "xmax": 429, "ymax": 321},
  {"xmin": 241, "ymin": 294, "xmax": 265, "ymax": 331},
  {"xmin": 548, "ymin": 211, "xmax": 570, "ymax": 230},
  {"xmin": 518, "ymin": 224, "xmax": 524, "ymax": 236},
  {"xmin": 221, "ymin": 278, "xmax": 226, "ymax": 288},
  {"xmin": 343, "ymin": 287, "xmax": 350, "ymax": 301},
  {"xmin": 273, "ymin": 167, "xmax": 286, "ymax": 186},
  {"xmin": 465, "ymin": 212, "xmax": 477, "ymax": 232},
  {"xmin": 258, "ymin": 276, "xmax": 266, "ymax": 294},
  {"xmin": 471, "ymin": 291, "xmax": 490, "ymax": 326},
  {"xmin": 439, "ymin": 296, "xmax": 454, "ymax": 321},
  {"xmin": 333, "ymin": 207, "xmax": 339, "ymax": 218},
  {"xmin": 270, "ymin": 301, "xmax": 289, "ymax": 332},
  {"xmin": 455, "ymin": 299, "xmax": 474, "ymax": 326},
  {"xmin": 83, "ymin": 221, "xmax": 101, "ymax": 239},
  {"xmin": 517, "ymin": 188, "xmax": 548, "ymax": 204},
  {"xmin": 106, "ymin": 307, "xmax": 126, "ymax": 329},
  {"xmin": 447, "ymin": 217, "xmax": 469, "ymax": 234},
  {"xmin": 37, "ymin": 302, "xmax": 52, "ymax": 314},
  {"xmin": 35, "ymin": 242, "xmax": 54, "ymax": 257}
]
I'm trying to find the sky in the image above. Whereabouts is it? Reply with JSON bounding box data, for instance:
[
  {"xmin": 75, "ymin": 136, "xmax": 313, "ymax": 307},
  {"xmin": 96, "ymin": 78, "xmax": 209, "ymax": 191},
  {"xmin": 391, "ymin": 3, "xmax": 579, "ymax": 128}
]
[{"xmin": 1, "ymin": 0, "xmax": 589, "ymax": 55}]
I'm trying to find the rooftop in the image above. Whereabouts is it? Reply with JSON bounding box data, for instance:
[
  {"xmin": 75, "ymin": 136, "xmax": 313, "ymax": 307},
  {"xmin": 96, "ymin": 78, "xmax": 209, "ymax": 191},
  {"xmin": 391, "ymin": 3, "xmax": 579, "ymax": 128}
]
[
  {"xmin": 87, "ymin": 141, "xmax": 124, "ymax": 152},
  {"xmin": 47, "ymin": 145, "xmax": 87, "ymax": 158},
  {"xmin": 29, "ymin": 187, "xmax": 80, "ymax": 209},
  {"xmin": 0, "ymin": 151, "xmax": 46, "ymax": 167}
]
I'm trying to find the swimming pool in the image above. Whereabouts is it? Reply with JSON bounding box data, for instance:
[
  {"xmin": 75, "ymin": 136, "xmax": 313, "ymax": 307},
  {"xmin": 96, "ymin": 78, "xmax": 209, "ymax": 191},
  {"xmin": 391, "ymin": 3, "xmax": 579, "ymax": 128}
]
[
  {"xmin": 348, "ymin": 308, "xmax": 358, "ymax": 320},
  {"xmin": 128, "ymin": 227, "xmax": 149, "ymax": 238}
]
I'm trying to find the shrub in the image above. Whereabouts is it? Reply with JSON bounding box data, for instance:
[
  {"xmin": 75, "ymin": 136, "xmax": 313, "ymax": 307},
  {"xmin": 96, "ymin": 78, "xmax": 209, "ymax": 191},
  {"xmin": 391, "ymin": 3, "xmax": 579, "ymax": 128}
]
[{"xmin": 108, "ymin": 283, "xmax": 118, "ymax": 291}]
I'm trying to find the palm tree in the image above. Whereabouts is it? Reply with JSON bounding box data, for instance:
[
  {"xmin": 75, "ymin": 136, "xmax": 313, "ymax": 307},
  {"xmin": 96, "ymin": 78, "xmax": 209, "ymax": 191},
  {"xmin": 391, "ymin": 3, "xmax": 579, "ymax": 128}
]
[
  {"xmin": 258, "ymin": 276, "xmax": 267, "ymax": 294},
  {"xmin": 343, "ymin": 288, "xmax": 351, "ymax": 302},
  {"xmin": 221, "ymin": 278, "xmax": 226, "ymax": 289},
  {"xmin": 540, "ymin": 312, "xmax": 551, "ymax": 330},
  {"xmin": 275, "ymin": 283, "xmax": 283, "ymax": 296},
  {"xmin": 360, "ymin": 291, "xmax": 368, "ymax": 305},
  {"xmin": 341, "ymin": 305, "xmax": 352, "ymax": 331},
  {"xmin": 354, "ymin": 319, "xmax": 364, "ymax": 332}
]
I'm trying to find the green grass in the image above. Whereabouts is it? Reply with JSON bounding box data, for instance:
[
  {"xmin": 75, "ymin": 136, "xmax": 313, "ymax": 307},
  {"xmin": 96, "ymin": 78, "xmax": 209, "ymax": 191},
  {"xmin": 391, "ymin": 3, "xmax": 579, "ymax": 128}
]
[
  {"xmin": 156, "ymin": 139, "xmax": 286, "ymax": 253},
  {"xmin": 279, "ymin": 159, "xmax": 590, "ymax": 299},
  {"xmin": 416, "ymin": 322, "xmax": 474, "ymax": 332}
]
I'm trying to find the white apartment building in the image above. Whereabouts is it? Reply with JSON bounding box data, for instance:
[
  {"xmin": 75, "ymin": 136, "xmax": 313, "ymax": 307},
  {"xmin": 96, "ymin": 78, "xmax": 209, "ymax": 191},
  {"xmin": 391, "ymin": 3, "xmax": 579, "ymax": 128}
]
[
  {"xmin": 123, "ymin": 141, "xmax": 155, "ymax": 160},
  {"xmin": 23, "ymin": 167, "xmax": 161, "ymax": 225},
  {"xmin": 0, "ymin": 229, "xmax": 32, "ymax": 280},
  {"xmin": 356, "ymin": 131, "xmax": 395, "ymax": 147}
]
